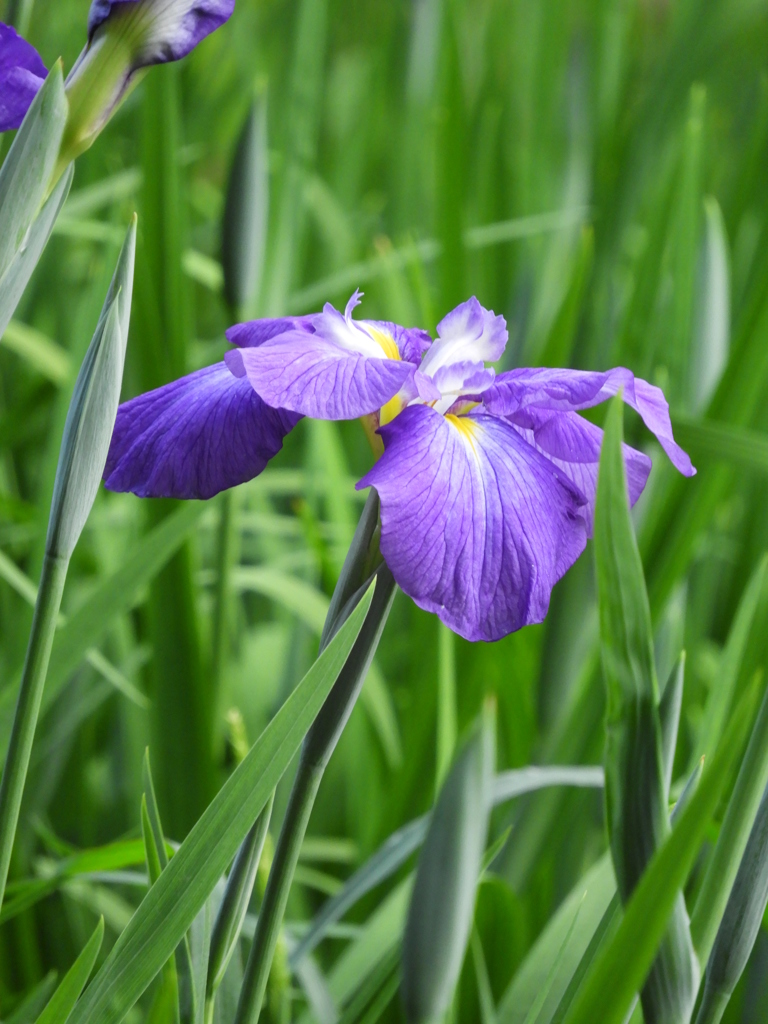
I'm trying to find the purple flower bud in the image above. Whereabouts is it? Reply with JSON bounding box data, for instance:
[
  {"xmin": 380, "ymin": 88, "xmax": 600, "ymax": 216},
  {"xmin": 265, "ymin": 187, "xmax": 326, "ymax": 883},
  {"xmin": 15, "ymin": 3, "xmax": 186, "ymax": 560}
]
[
  {"xmin": 60, "ymin": 0, "xmax": 233, "ymax": 162},
  {"xmin": 86, "ymin": 0, "xmax": 234, "ymax": 69}
]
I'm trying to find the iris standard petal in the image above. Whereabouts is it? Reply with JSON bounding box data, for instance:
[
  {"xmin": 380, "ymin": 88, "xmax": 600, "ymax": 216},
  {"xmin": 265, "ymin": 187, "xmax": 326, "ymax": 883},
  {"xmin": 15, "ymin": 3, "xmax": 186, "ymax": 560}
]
[
  {"xmin": 358, "ymin": 405, "xmax": 588, "ymax": 642},
  {"xmin": 226, "ymin": 330, "xmax": 414, "ymax": 420},
  {"xmin": 104, "ymin": 363, "xmax": 299, "ymax": 499},
  {"xmin": 0, "ymin": 23, "xmax": 46, "ymax": 132},
  {"xmin": 510, "ymin": 409, "xmax": 652, "ymax": 534},
  {"xmin": 87, "ymin": 0, "xmax": 234, "ymax": 66},
  {"xmin": 484, "ymin": 366, "xmax": 695, "ymax": 477},
  {"xmin": 419, "ymin": 297, "xmax": 507, "ymax": 380}
]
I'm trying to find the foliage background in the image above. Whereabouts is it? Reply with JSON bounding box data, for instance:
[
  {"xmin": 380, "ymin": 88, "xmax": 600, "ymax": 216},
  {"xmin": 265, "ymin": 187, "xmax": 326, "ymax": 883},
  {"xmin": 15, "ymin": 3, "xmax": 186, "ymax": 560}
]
[{"xmin": 2, "ymin": 0, "xmax": 768, "ymax": 1020}]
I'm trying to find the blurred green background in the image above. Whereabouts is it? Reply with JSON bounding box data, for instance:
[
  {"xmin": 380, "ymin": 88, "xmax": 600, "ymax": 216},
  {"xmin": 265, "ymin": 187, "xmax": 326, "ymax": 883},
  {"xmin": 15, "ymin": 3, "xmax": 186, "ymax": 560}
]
[{"xmin": 3, "ymin": 0, "xmax": 768, "ymax": 1020}]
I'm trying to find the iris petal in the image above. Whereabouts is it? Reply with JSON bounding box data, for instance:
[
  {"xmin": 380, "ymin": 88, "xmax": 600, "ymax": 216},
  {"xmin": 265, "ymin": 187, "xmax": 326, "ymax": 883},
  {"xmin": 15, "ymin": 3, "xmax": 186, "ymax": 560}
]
[
  {"xmin": 228, "ymin": 336, "xmax": 412, "ymax": 420},
  {"xmin": 87, "ymin": 0, "xmax": 234, "ymax": 66},
  {"xmin": 509, "ymin": 409, "xmax": 652, "ymax": 535},
  {"xmin": 225, "ymin": 316, "xmax": 316, "ymax": 348},
  {"xmin": 104, "ymin": 362, "xmax": 299, "ymax": 499},
  {"xmin": 420, "ymin": 297, "xmax": 507, "ymax": 379},
  {"xmin": 358, "ymin": 404, "xmax": 588, "ymax": 642},
  {"xmin": 484, "ymin": 366, "xmax": 695, "ymax": 477},
  {"xmin": 0, "ymin": 23, "xmax": 46, "ymax": 132}
]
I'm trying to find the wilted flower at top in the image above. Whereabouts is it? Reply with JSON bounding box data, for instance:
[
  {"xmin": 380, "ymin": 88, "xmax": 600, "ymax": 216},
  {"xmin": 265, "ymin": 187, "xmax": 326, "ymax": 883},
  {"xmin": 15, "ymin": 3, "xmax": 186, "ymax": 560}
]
[
  {"xmin": 0, "ymin": 0, "xmax": 233, "ymax": 150},
  {"xmin": 105, "ymin": 293, "xmax": 695, "ymax": 642}
]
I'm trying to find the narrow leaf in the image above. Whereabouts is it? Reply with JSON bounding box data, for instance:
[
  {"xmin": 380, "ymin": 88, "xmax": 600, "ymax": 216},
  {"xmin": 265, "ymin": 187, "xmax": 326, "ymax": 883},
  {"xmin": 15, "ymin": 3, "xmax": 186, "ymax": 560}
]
[
  {"xmin": 68, "ymin": 582, "xmax": 374, "ymax": 1024},
  {"xmin": 401, "ymin": 700, "xmax": 496, "ymax": 1024},
  {"xmin": 561, "ymin": 678, "xmax": 759, "ymax": 1024},
  {"xmin": 690, "ymin": 671, "xmax": 768, "ymax": 966},
  {"xmin": 595, "ymin": 394, "xmax": 697, "ymax": 1022},
  {"xmin": 36, "ymin": 917, "xmax": 104, "ymax": 1024}
]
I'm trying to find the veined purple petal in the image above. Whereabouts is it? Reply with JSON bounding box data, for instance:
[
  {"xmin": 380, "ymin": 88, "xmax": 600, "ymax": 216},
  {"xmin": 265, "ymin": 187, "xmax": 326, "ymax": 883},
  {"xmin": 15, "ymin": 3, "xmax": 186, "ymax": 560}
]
[
  {"xmin": 419, "ymin": 297, "xmax": 507, "ymax": 381},
  {"xmin": 227, "ymin": 338, "xmax": 413, "ymax": 420},
  {"xmin": 484, "ymin": 366, "xmax": 695, "ymax": 477},
  {"xmin": 87, "ymin": 0, "xmax": 234, "ymax": 66},
  {"xmin": 226, "ymin": 315, "xmax": 317, "ymax": 348},
  {"xmin": 376, "ymin": 321, "xmax": 432, "ymax": 365},
  {"xmin": 104, "ymin": 363, "xmax": 299, "ymax": 500},
  {"xmin": 358, "ymin": 405, "xmax": 588, "ymax": 642},
  {"xmin": 510, "ymin": 409, "xmax": 652, "ymax": 535},
  {"xmin": 430, "ymin": 360, "xmax": 495, "ymax": 398},
  {"xmin": 224, "ymin": 297, "xmax": 429, "ymax": 419},
  {"xmin": 0, "ymin": 23, "xmax": 46, "ymax": 132}
]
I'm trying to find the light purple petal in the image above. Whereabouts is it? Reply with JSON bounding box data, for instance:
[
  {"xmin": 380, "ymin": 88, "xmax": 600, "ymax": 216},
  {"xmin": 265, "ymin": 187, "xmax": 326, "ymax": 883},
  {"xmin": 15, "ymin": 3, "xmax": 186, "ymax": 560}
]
[
  {"xmin": 430, "ymin": 360, "xmax": 495, "ymax": 398},
  {"xmin": 419, "ymin": 298, "xmax": 507, "ymax": 384},
  {"xmin": 87, "ymin": 0, "xmax": 234, "ymax": 66},
  {"xmin": 104, "ymin": 363, "xmax": 299, "ymax": 500},
  {"xmin": 509, "ymin": 409, "xmax": 652, "ymax": 535},
  {"xmin": 358, "ymin": 405, "xmax": 588, "ymax": 642},
  {"xmin": 0, "ymin": 24, "xmax": 46, "ymax": 132},
  {"xmin": 225, "ymin": 330, "xmax": 414, "ymax": 420},
  {"xmin": 226, "ymin": 315, "xmax": 317, "ymax": 348},
  {"xmin": 484, "ymin": 366, "xmax": 696, "ymax": 477},
  {"xmin": 413, "ymin": 370, "xmax": 442, "ymax": 402}
]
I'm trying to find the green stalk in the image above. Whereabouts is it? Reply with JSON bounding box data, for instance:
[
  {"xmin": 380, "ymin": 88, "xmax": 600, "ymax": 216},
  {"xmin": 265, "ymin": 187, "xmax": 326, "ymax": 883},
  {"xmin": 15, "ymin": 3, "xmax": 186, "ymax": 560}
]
[
  {"xmin": 211, "ymin": 490, "xmax": 238, "ymax": 705},
  {"xmin": 234, "ymin": 493, "xmax": 395, "ymax": 1024},
  {"xmin": 436, "ymin": 621, "xmax": 457, "ymax": 791},
  {"xmin": 235, "ymin": 759, "xmax": 324, "ymax": 1024},
  {"xmin": 0, "ymin": 552, "xmax": 68, "ymax": 908}
]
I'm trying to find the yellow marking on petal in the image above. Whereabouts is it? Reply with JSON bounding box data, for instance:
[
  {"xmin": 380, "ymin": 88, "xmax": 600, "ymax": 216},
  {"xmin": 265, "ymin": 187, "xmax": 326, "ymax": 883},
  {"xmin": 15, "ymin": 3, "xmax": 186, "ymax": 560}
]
[
  {"xmin": 366, "ymin": 326, "xmax": 400, "ymax": 361},
  {"xmin": 445, "ymin": 413, "xmax": 481, "ymax": 451},
  {"xmin": 452, "ymin": 400, "xmax": 480, "ymax": 416},
  {"xmin": 380, "ymin": 394, "xmax": 405, "ymax": 426}
]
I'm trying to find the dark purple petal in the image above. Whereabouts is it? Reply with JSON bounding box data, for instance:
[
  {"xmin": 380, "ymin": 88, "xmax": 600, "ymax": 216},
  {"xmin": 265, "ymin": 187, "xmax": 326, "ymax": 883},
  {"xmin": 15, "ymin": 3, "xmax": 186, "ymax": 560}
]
[
  {"xmin": 87, "ymin": 0, "xmax": 234, "ymax": 66},
  {"xmin": 484, "ymin": 365, "xmax": 695, "ymax": 477},
  {"xmin": 358, "ymin": 405, "xmax": 588, "ymax": 642},
  {"xmin": 104, "ymin": 363, "xmax": 299, "ymax": 500},
  {"xmin": 226, "ymin": 331, "xmax": 414, "ymax": 420},
  {"xmin": 0, "ymin": 23, "xmax": 46, "ymax": 132},
  {"xmin": 510, "ymin": 409, "xmax": 652, "ymax": 535},
  {"xmin": 226, "ymin": 315, "xmax": 317, "ymax": 348}
]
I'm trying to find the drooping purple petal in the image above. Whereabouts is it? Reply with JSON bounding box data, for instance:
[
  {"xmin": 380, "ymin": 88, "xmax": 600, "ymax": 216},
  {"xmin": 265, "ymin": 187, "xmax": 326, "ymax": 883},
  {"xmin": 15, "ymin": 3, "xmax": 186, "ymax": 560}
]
[
  {"xmin": 104, "ymin": 363, "xmax": 299, "ymax": 500},
  {"xmin": 87, "ymin": 0, "xmax": 234, "ymax": 67},
  {"xmin": 0, "ymin": 23, "xmax": 46, "ymax": 132},
  {"xmin": 358, "ymin": 405, "xmax": 588, "ymax": 642},
  {"xmin": 510, "ymin": 409, "xmax": 652, "ymax": 534},
  {"xmin": 225, "ymin": 329, "xmax": 414, "ymax": 420},
  {"xmin": 484, "ymin": 366, "xmax": 695, "ymax": 477}
]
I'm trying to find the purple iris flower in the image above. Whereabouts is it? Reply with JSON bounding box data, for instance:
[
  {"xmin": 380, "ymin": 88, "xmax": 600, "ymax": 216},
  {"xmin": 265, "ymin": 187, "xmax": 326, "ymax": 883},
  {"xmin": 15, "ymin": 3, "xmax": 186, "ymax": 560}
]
[
  {"xmin": 0, "ymin": 23, "xmax": 47, "ymax": 131},
  {"xmin": 105, "ymin": 293, "xmax": 695, "ymax": 642},
  {"xmin": 0, "ymin": 0, "xmax": 233, "ymax": 133}
]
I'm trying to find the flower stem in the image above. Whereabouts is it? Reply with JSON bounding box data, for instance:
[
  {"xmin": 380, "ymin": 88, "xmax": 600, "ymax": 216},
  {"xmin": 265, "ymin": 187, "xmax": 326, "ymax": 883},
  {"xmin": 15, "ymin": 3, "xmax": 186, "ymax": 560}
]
[
  {"xmin": 0, "ymin": 551, "xmax": 69, "ymax": 909},
  {"xmin": 211, "ymin": 490, "xmax": 237, "ymax": 703},
  {"xmin": 234, "ymin": 491, "xmax": 395, "ymax": 1024},
  {"xmin": 235, "ymin": 758, "xmax": 323, "ymax": 1024}
]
